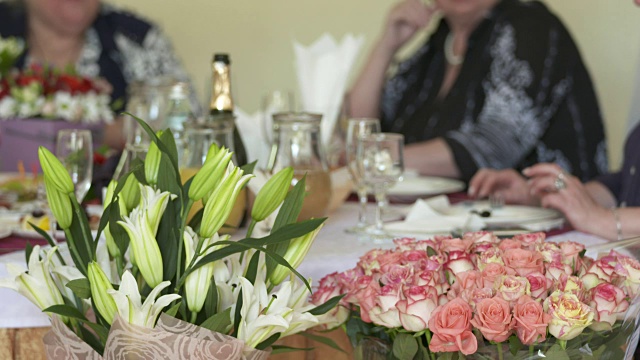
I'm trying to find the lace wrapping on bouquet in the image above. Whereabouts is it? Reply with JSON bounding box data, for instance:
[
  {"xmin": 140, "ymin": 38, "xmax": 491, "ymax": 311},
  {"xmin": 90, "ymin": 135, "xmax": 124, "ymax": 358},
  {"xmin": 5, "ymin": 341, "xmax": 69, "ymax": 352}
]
[
  {"xmin": 43, "ymin": 314, "xmax": 271, "ymax": 360},
  {"xmin": 43, "ymin": 316, "xmax": 101, "ymax": 360}
]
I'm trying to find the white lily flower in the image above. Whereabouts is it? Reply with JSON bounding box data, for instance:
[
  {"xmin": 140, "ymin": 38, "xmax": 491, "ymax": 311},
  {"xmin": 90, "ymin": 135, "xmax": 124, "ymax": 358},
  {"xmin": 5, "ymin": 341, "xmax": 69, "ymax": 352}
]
[
  {"xmin": 138, "ymin": 185, "xmax": 177, "ymax": 234},
  {"xmin": 107, "ymin": 271, "xmax": 181, "ymax": 328},
  {"xmin": 236, "ymin": 276, "xmax": 289, "ymax": 349},
  {"xmin": 52, "ymin": 265, "xmax": 86, "ymax": 305},
  {"xmin": 183, "ymin": 228, "xmax": 219, "ymax": 313},
  {"xmin": 118, "ymin": 207, "xmax": 164, "ymax": 288},
  {"xmin": 274, "ymin": 279, "xmax": 319, "ymax": 337},
  {"xmin": 0, "ymin": 246, "xmax": 64, "ymax": 312}
]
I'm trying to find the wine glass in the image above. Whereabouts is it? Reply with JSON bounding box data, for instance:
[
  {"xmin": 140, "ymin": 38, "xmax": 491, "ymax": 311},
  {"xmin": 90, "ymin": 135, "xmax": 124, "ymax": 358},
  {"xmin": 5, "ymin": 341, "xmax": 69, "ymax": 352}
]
[
  {"xmin": 345, "ymin": 118, "xmax": 381, "ymax": 233},
  {"xmin": 56, "ymin": 129, "xmax": 93, "ymax": 202},
  {"xmin": 356, "ymin": 133, "xmax": 404, "ymax": 243}
]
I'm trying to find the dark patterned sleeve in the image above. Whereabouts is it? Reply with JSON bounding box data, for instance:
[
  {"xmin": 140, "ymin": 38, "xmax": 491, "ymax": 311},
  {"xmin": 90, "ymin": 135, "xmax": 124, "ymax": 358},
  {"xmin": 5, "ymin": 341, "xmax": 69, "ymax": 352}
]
[{"xmin": 444, "ymin": 7, "xmax": 598, "ymax": 180}]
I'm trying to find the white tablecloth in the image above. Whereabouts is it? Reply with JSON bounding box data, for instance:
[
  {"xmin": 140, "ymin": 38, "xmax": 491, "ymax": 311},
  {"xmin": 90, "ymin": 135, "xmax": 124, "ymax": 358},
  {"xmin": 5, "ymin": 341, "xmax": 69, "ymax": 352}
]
[{"xmin": 0, "ymin": 202, "xmax": 613, "ymax": 329}]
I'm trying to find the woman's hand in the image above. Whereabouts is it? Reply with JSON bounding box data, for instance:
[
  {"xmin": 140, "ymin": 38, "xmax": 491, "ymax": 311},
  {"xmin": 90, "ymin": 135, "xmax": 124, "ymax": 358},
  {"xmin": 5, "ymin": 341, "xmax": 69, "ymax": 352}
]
[
  {"xmin": 379, "ymin": 0, "xmax": 439, "ymax": 53},
  {"xmin": 524, "ymin": 163, "xmax": 610, "ymax": 234},
  {"xmin": 468, "ymin": 168, "xmax": 536, "ymax": 205}
]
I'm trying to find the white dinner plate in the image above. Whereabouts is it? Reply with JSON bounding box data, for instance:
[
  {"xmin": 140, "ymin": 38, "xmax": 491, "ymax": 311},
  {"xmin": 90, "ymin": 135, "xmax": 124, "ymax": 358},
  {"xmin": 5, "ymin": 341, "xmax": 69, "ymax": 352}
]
[
  {"xmin": 388, "ymin": 176, "xmax": 465, "ymax": 197},
  {"xmin": 444, "ymin": 201, "xmax": 562, "ymax": 227}
]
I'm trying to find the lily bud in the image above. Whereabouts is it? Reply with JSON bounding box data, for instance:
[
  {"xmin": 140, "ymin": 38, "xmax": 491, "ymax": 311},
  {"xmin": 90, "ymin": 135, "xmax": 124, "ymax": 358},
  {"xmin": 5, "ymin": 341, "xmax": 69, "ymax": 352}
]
[
  {"xmin": 120, "ymin": 174, "xmax": 140, "ymax": 214},
  {"xmin": 188, "ymin": 145, "xmax": 233, "ymax": 201},
  {"xmin": 183, "ymin": 228, "xmax": 218, "ymax": 313},
  {"xmin": 118, "ymin": 208, "xmax": 164, "ymax": 288},
  {"xmin": 38, "ymin": 146, "xmax": 74, "ymax": 194},
  {"xmin": 269, "ymin": 224, "xmax": 323, "ymax": 286},
  {"xmin": 87, "ymin": 262, "xmax": 117, "ymax": 324},
  {"xmin": 145, "ymin": 135, "xmax": 162, "ymax": 185},
  {"xmin": 199, "ymin": 167, "xmax": 253, "ymax": 238},
  {"xmin": 252, "ymin": 167, "xmax": 294, "ymax": 222},
  {"xmin": 43, "ymin": 175, "xmax": 72, "ymax": 229}
]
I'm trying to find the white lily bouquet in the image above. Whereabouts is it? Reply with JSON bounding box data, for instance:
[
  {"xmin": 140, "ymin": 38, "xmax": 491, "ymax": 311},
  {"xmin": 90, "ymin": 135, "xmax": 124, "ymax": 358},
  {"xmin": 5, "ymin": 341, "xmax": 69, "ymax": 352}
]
[{"xmin": 0, "ymin": 116, "xmax": 342, "ymax": 359}]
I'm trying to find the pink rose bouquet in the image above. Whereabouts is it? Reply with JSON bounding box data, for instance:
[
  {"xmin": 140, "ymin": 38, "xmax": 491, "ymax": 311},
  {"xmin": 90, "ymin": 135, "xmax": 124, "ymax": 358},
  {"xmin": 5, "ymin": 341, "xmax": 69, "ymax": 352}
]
[{"xmin": 316, "ymin": 232, "xmax": 640, "ymax": 359}]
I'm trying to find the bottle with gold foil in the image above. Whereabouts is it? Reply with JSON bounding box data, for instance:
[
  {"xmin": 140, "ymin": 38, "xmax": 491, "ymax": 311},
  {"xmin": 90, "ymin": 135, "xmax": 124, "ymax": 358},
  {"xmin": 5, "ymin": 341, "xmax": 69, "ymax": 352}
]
[{"xmin": 208, "ymin": 53, "xmax": 247, "ymax": 166}]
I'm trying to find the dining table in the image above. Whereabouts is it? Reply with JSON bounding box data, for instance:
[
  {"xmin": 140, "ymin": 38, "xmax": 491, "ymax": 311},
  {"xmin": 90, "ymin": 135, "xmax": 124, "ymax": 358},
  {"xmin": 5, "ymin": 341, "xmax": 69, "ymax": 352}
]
[{"xmin": 0, "ymin": 196, "xmax": 618, "ymax": 360}]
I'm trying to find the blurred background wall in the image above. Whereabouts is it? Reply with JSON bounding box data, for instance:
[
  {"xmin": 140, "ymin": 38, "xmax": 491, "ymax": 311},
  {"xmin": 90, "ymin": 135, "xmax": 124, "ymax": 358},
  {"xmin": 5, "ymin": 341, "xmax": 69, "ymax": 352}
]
[{"xmin": 107, "ymin": 0, "xmax": 640, "ymax": 170}]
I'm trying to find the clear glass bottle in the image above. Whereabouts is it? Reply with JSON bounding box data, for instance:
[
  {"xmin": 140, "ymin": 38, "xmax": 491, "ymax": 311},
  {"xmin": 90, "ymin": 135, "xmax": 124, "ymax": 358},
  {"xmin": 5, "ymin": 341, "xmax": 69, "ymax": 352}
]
[
  {"xmin": 166, "ymin": 82, "xmax": 196, "ymax": 168},
  {"xmin": 271, "ymin": 112, "xmax": 332, "ymax": 220}
]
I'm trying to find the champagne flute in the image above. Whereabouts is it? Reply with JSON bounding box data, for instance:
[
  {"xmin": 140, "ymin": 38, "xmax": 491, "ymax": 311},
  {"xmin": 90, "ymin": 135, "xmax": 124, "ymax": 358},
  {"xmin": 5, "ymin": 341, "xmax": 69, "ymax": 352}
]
[
  {"xmin": 357, "ymin": 133, "xmax": 404, "ymax": 243},
  {"xmin": 56, "ymin": 129, "xmax": 93, "ymax": 203},
  {"xmin": 345, "ymin": 118, "xmax": 381, "ymax": 233}
]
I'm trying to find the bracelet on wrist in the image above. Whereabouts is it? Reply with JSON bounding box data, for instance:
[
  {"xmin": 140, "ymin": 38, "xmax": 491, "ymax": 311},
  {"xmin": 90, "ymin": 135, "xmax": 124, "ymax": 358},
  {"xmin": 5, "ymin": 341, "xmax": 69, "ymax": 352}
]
[{"xmin": 611, "ymin": 207, "xmax": 622, "ymax": 241}]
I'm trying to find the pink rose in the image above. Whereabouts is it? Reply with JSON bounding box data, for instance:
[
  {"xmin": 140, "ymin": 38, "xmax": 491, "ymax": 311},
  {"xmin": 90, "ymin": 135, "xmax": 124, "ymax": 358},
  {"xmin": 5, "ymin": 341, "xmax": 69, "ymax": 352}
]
[
  {"xmin": 393, "ymin": 237, "xmax": 417, "ymax": 251},
  {"xmin": 554, "ymin": 274, "xmax": 589, "ymax": 303},
  {"xmin": 544, "ymin": 291, "xmax": 594, "ymax": 340},
  {"xmin": 472, "ymin": 241, "xmax": 497, "ymax": 253},
  {"xmin": 535, "ymin": 242, "xmax": 563, "ymax": 263},
  {"xmin": 471, "ymin": 297, "xmax": 515, "ymax": 343},
  {"xmin": 481, "ymin": 263, "xmax": 508, "ymax": 288},
  {"xmin": 476, "ymin": 247, "xmax": 504, "ymax": 271},
  {"xmin": 463, "ymin": 231, "xmax": 499, "ymax": 244},
  {"xmin": 380, "ymin": 264, "xmax": 413, "ymax": 285},
  {"xmin": 440, "ymin": 237, "xmax": 474, "ymax": 253},
  {"xmin": 558, "ymin": 241, "xmax": 585, "ymax": 268},
  {"xmin": 414, "ymin": 270, "xmax": 449, "ymax": 296},
  {"xmin": 494, "ymin": 275, "xmax": 531, "ymax": 306},
  {"xmin": 357, "ymin": 249, "xmax": 388, "ymax": 275},
  {"xmin": 513, "ymin": 295, "xmax": 551, "ymax": 345},
  {"xmin": 412, "ymin": 239, "xmax": 438, "ymax": 253},
  {"xmin": 367, "ymin": 283, "xmax": 403, "ymax": 328},
  {"xmin": 346, "ymin": 276, "xmax": 381, "ymax": 322},
  {"xmin": 377, "ymin": 252, "xmax": 405, "ymax": 273},
  {"xmin": 396, "ymin": 285, "xmax": 439, "ymax": 332},
  {"xmin": 502, "ymin": 248, "xmax": 545, "ymax": 277},
  {"xmin": 401, "ymin": 250, "xmax": 428, "ymax": 264},
  {"xmin": 513, "ymin": 232, "xmax": 546, "ymax": 249},
  {"xmin": 616, "ymin": 257, "xmax": 640, "ymax": 297},
  {"xmin": 312, "ymin": 274, "xmax": 351, "ymax": 329},
  {"xmin": 584, "ymin": 258, "xmax": 615, "ymax": 282},
  {"xmin": 449, "ymin": 270, "xmax": 482, "ymax": 299},
  {"xmin": 498, "ymin": 238, "xmax": 523, "ymax": 252},
  {"xmin": 445, "ymin": 250, "xmax": 475, "ymax": 276},
  {"xmin": 545, "ymin": 261, "xmax": 573, "ymax": 282},
  {"xmin": 428, "ymin": 298, "xmax": 478, "ymax": 356},
  {"xmin": 459, "ymin": 287, "xmax": 495, "ymax": 310},
  {"xmin": 526, "ymin": 272, "xmax": 552, "ymax": 300},
  {"xmin": 589, "ymin": 283, "xmax": 630, "ymax": 330}
]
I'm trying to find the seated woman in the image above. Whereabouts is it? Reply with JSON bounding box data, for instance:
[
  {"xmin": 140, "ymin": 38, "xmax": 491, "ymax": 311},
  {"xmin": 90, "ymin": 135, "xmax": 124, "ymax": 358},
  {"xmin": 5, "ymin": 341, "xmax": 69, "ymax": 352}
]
[
  {"xmin": 348, "ymin": 0, "xmax": 608, "ymax": 182},
  {"xmin": 0, "ymin": 0, "xmax": 200, "ymax": 148}
]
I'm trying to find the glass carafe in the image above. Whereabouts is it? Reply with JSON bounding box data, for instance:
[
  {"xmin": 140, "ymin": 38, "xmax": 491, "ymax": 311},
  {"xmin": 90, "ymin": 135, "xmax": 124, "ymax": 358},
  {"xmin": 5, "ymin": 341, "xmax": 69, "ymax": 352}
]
[{"xmin": 271, "ymin": 112, "xmax": 332, "ymax": 220}]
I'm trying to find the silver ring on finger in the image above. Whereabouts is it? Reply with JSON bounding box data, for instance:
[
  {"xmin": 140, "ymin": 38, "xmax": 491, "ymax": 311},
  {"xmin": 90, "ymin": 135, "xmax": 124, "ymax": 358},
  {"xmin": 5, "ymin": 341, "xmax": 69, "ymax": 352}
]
[{"xmin": 554, "ymin": 172, "xmax": 567, "ymax": 191}]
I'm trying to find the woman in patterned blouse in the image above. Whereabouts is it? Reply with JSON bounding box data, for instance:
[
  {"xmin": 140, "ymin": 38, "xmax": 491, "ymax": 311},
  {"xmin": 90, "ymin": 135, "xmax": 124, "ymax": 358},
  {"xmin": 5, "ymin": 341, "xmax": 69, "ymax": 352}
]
[
  {"xmin": 0, "ymin": 0, "xmax": 199, "ymax": 146},
  {"xmin": 349, "ymin": 0, "xmax": 607, "ymax": 182}
]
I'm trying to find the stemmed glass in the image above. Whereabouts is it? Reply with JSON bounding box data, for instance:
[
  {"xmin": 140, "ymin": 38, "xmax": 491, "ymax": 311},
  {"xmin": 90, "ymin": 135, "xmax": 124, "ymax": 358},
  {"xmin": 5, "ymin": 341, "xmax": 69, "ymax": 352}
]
[
  {"xmin": 345, "ymin": 118, "xmax": 381, "ymax": 233},
  {"xmin": 56, "ymin": 129, "xmax": 93, "ymax": 202},
  {"xmin": 356, "ymin": 133, "xmax": 404, "ymax": 242},
  {"xmin": 262, "ymin": 90, "xmax": 294, "ymax": 170}
]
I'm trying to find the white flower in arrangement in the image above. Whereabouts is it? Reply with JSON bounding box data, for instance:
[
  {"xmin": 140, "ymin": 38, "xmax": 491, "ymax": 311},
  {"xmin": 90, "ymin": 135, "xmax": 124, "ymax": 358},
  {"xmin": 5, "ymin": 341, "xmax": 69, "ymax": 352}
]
[
  {"xmin": 0, "ymin": 36, "xmax": 24, "ymax": 58},
  {"xmin": 0, "ymin": 246, "xmax": 64, "ymax": 311},
  {"xmin": 81, "ymin": 93, "xmax": 102, "ymax": 124},
  {"xmin": 183, "ymin": 228, "xmax": 227, "ymax": 313},
  {"xmin": 41, "ymin": 98, "xmax": 56, "ymax": 118},
  {"xmin": 107, "ymin": 271, "xmax": 181, "ymax": 328},
  {"xmin": 53, "ymin": 91, "xmax": 80, "ymax": 121},
  {"xmin": 0, "ymin": 97, "xmax": 16, "ymax": 118},
  {"xmin": 17, "ymin": 97, "xmax": 43, "ymax": 118},
  {"xmin": 236, "ymin": 276, "xmax": 289, "ymax": 349}
]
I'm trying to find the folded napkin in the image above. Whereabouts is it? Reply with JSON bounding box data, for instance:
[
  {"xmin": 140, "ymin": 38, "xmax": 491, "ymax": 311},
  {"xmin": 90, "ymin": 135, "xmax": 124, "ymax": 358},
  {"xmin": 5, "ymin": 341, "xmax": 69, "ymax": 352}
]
[
  {"xmin": 385, "ymin": 196, "xmax": 485, "ymax": 235},
  {"xmin": 294, "ymin": 33, "xmax": 365, "ymax": 147},
  {"xmin": 234, "ymin": 108, "xmax": 271, "ymax": 170}
]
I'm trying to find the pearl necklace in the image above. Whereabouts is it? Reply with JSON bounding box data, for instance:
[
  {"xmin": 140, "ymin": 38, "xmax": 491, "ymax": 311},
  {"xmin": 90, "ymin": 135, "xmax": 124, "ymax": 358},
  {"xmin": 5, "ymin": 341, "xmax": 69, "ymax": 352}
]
[{"xmin": 444, "ymin": 32, "xmax": 463, "ymax": 66}]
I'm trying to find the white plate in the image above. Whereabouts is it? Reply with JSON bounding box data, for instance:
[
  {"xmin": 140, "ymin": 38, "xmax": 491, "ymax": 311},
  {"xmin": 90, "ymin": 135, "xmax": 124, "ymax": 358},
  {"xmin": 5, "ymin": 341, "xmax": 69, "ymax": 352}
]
[
  {"xmin": 445, "ymin": 202, "xmax": 562, "ymax": 227},
  {"xmin": 388, "ymin": 176, "xmax": 465, "ymax": 197}
]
